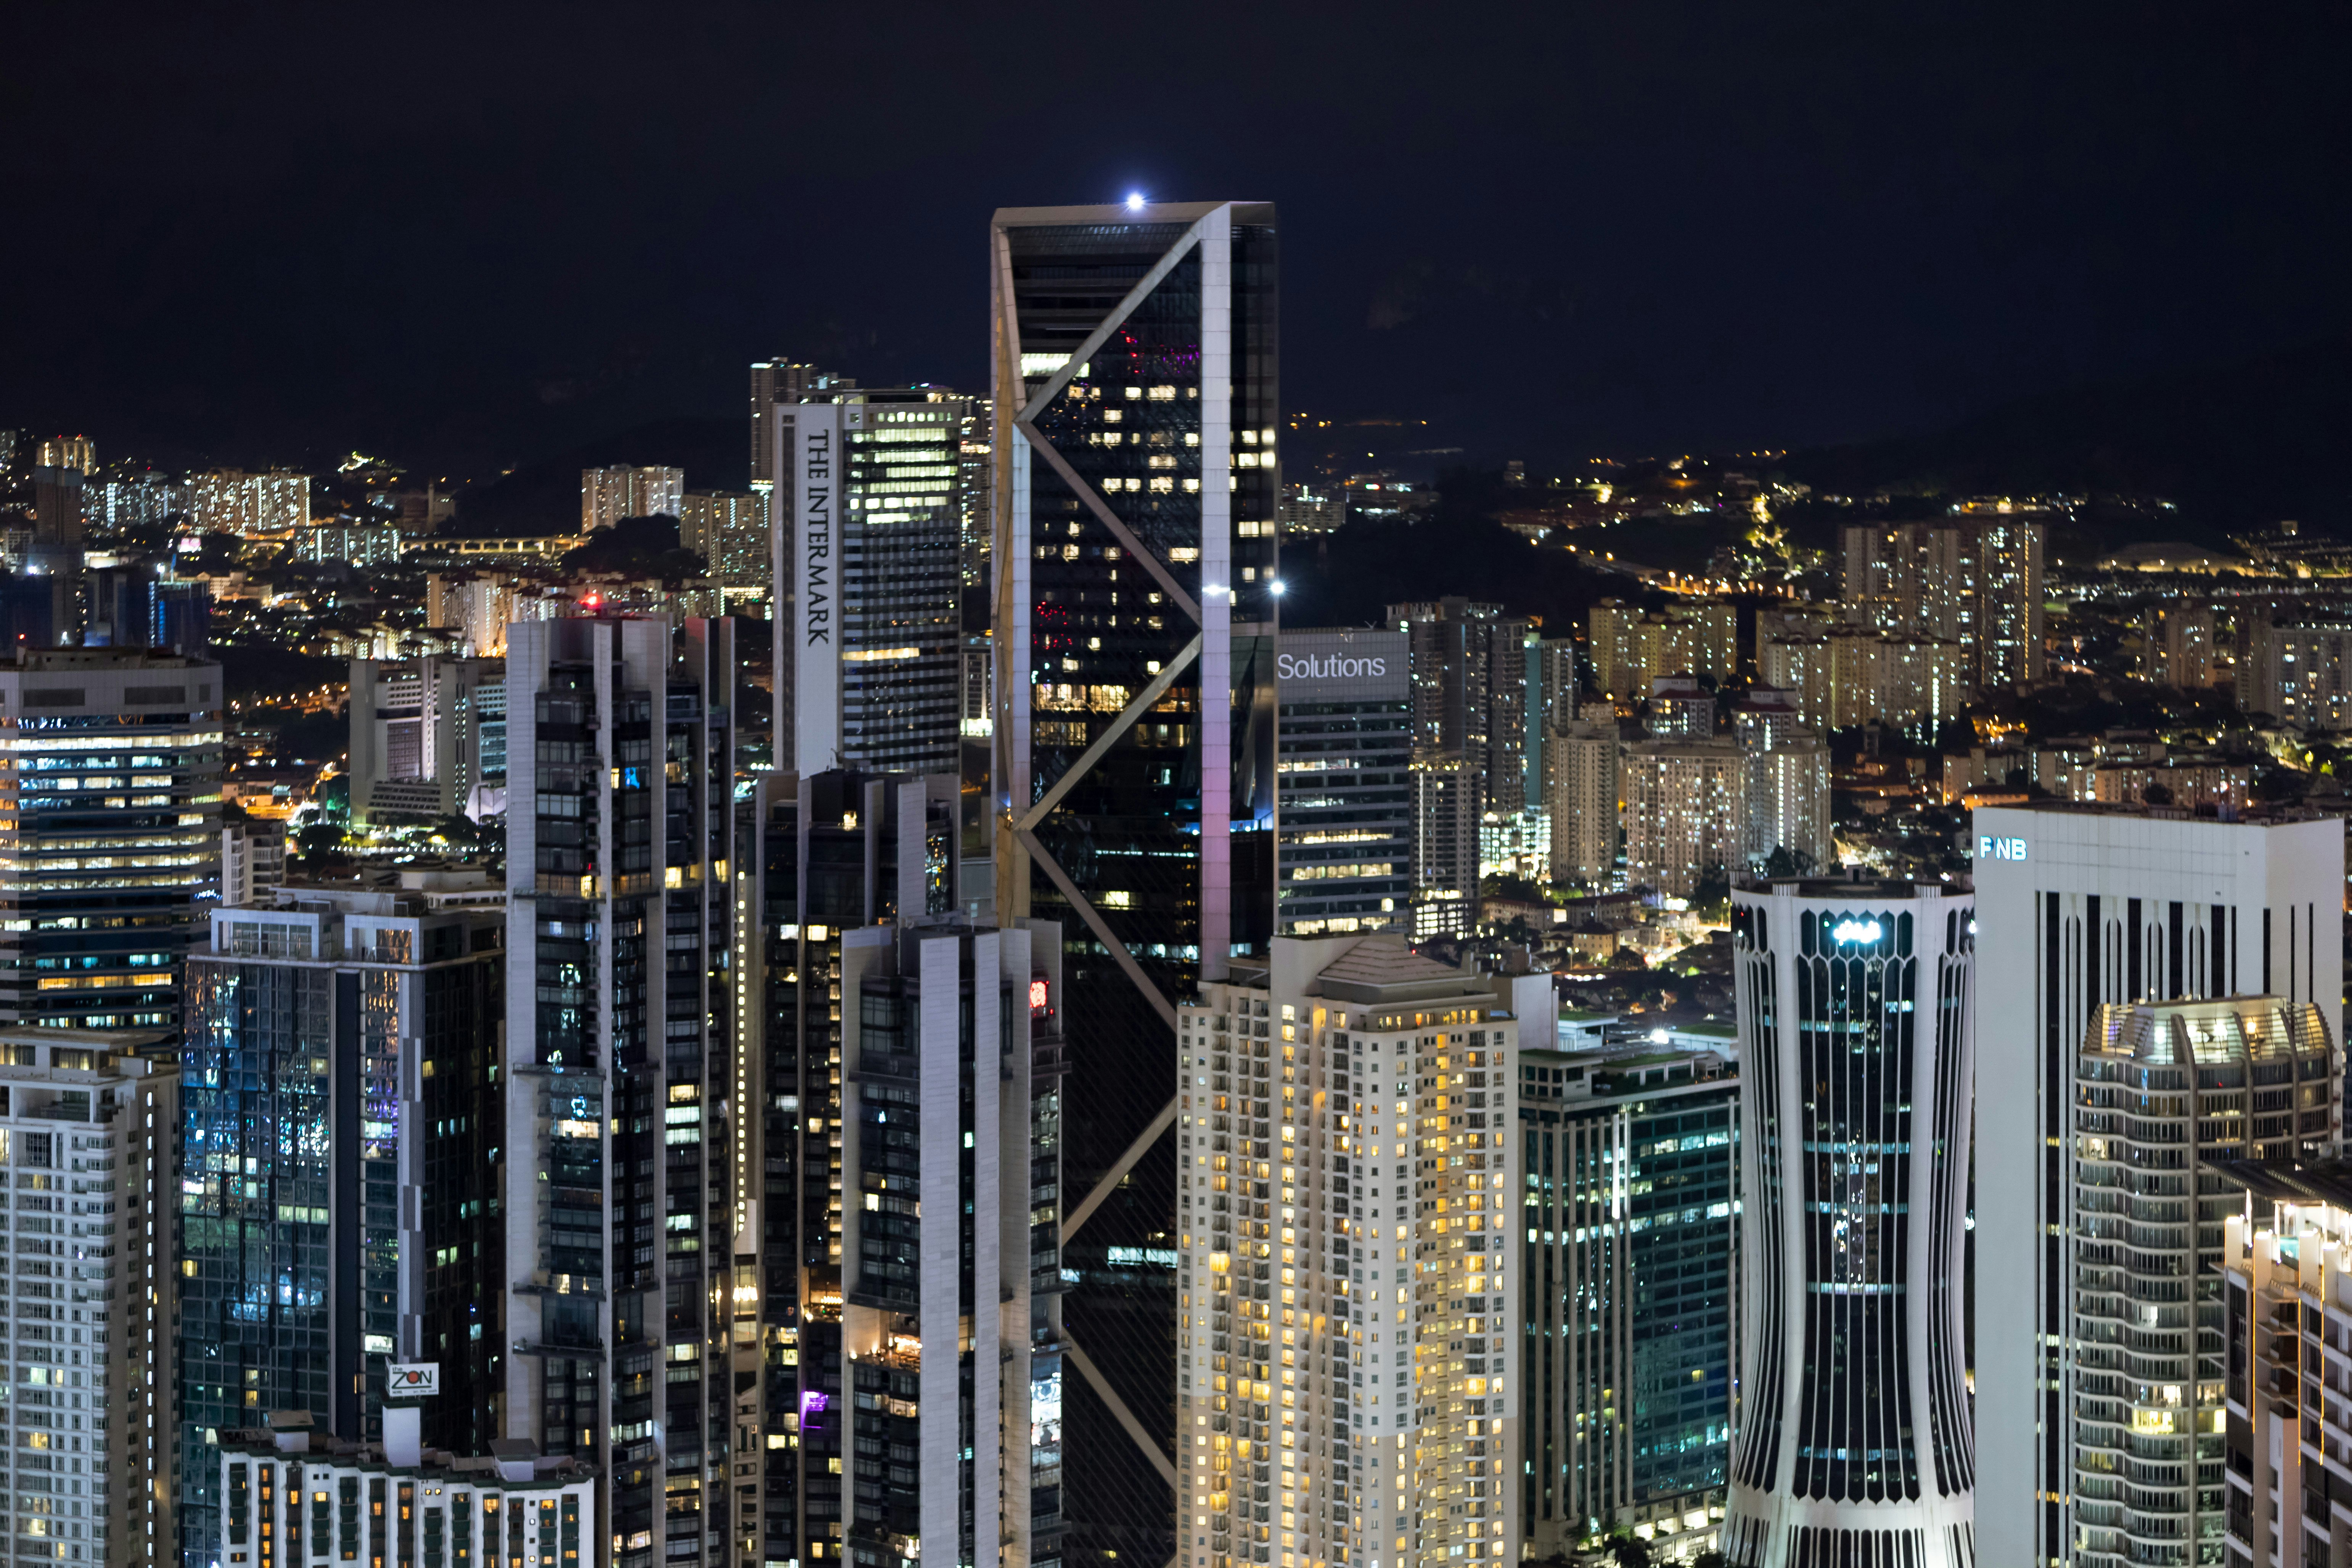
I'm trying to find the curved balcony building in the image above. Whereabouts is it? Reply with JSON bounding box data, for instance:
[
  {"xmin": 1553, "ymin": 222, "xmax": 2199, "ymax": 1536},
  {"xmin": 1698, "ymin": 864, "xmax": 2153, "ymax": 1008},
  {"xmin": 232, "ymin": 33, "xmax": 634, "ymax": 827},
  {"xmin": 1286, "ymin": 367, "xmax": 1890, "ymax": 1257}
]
[
  {"xmin": 2071, "ymin": 996, "xmax": 2333, "ymax": 1568},
  {"xmin": 1723, "ymin": 878, "xmax": 1976, "ymax": 1568}
]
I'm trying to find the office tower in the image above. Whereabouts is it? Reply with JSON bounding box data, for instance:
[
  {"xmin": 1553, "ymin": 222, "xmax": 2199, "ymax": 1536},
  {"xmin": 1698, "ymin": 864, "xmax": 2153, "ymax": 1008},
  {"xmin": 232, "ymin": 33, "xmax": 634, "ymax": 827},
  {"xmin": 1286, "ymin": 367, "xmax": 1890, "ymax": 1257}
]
[
  {"xmin": 2144, "ymin": 602, "xmax": 2220, "ymax": 688},
  {"xmin": 217, "ymin": 1412, "xmax": 597, "ymax": 1563},
  {"xmin": 1390, "ymin": 598, "xmax": 1534, "ymax": 812},
  {"xmin": 0, "ymin": 1026, "xmax": 180, "ymax": 1568},
  {"xmin": 501, "ymin": 616, "xmax": 741, "ymax": 1568},
  {"xmin": 0, "ymin": 649, "xmax": 222, "ymax": 1031},
  {"xmin": 426, "ymin": 573, "xmax": 518, "ymax": 658},
  {"xmin": 2070, "ymin": 996, "xmax": 2333, "ymax": 1568},
  {"xmin": 1542, "ymin": 721, "xmax": 1619, "ymax": 888},
  {"xmin": 1408, "ymin": 752, "xmax": 1479, "ymax": 938},
  {"xmin": 2214, "ymin": 1164, "xmax": 2352, "ymax": 1566},
  {"xmin": 1518, "ymin": 1040, "xmax": 1739, "ymax": 1562},
  {"xmin": 37, "ymin": 435, "xmax": 94, "ymax": 473},
  {"xmin": 190, "ymin": 470, "xmax": 311, "ymax": 536},
  {"xmin": 1839, "ymin": 514, "xmax": 2047, "ymax": 690},
  {"xmin": 178, "ymin": 887, "xmax": 506, "ymax": 1563},
  {"xmin": 1276, "ymin": 630, "xmax": 1410, "ymax": 936},
  {"xmin": 220, "ymin": 820, "xmax": 286, "ymax": 905},
  {"xmin": 348, "ymin": 656, "xmax": 508, "ymax": 824},
  {"xmin": 743, "ymin": 770, "xmax": 1055, "ymax": 1565},
  {"xmin": 680, "ymin": 489, "xmax": 767, "ymax": 591},
  {"xmin": 959, "ymin": 399, "xmax": 995, "ymax": 589},
  {"xmin": 1587, "ymin": 601, "xmax": 1739, "ymax": 703},
  {"xmin": 769, "ymin": 389, "xmax": 967, "ymax": 778},
  {"xmin": 1971, "ymin": 801, "xmax": 2345, "ymax": 1568},
  {"xmin": 1619, "ymin": 740, "xmax": 1743, "ymax": 900},
  {"xmin": 1723, "ymin": 876, "xmax": 1976, "ymax": 1567},
  {"xmin": 1644, "ymin": 675, "xmax": 1715, "ymax": 739},
  {"xmin": 28, "ymin": 464, "xmax": 87, "ymax": 643},
  {"xmin": 1175, "ymin": 938, "xmax": 1546, "ymax": 1568},
  {"xmin": 580, "ymin": 465, "xmax": 687, "ymax": 532},
  {"xmin": 991, "ymin": 198, "xmax": 1281, "ymax": 1566}
]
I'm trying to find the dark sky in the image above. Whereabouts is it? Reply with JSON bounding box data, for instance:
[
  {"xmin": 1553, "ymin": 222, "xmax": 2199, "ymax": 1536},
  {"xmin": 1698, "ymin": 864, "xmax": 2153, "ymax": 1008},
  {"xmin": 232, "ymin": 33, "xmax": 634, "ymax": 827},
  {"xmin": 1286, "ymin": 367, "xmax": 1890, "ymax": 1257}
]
[{"xmin": 9, "ymin": 1, "xmax": 2350, "ymax": 479}]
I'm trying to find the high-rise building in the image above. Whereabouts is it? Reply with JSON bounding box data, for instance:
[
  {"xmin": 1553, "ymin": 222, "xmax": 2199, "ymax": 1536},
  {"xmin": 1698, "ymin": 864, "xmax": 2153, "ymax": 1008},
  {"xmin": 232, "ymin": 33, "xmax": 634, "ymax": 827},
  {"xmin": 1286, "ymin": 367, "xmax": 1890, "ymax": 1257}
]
[
  {"xmin": 680, "ymin": 489, "xmax": 766, "ymax": 592},
  {"xmin": 1971, "ymin": 801, "xmax": 2345, "ymax": 1568},
  {"xmin": 2071, "ymin": 996, "xmax": 2333, "ymax": 1568},
  {"xmin": 770, "ymin": 389, "xmax": 968, "ymax": 779},
  {"xmin": 179, "ymin": 887, "xmax": 507, "ymax": 1565},
  {"xmin": 1390, "ymin": 598, "xmax": 1535, "ymax": 814},
  {"xmin": 1619, "ymin": 740, "xmax": 1743, "ymax": 900},
  {"xmin": 1587, "ymin": 601, "xmax": 1739, "ymax": 703},
  {"xmin": 501, "ymin": 617, "xmax": 741, "ymax": 1568},
  {"xmin": 1542, "ymin": 720, "xmax": 1619, "ymax": 887},
  {"xmin": 1535, "ymin": 637, "xmax": 1578, "ymax": 730},
  {"xmin": 959, "ymin": 399, "xmax": 995, "ymax": 590},
  {"xmin": 425, "ymin": 573, "xmax": 518, "ymax": 658},
  {"xmin": 1518, "ymin": 1040, "xmax": 1739, "ymax": 1561},
  {"xmin": 1276, "ymin": 482, "xmax": 1345, "ymax": 536},
  {"xmin": 28, "ymin": 464, "xmax": 88, "ymax": 643},
  {"xmin": 1644, "ymin": 675, "xmax": 1715, "ymax": 739},
  {"xmin": 0, "ymin": 649, "xmax": 223, "ymax": 1032},
  {"xmin": 1175, "ymin": 938, "xmax": 1548, "ymax": 1568},
  {"xmin": 742, "ymin": 770, "xmax": 1054, "ymax": 1566},
  {"xmin": 2143, "ymin": 602, "xmax": 2220, "ymax": 688},
  {"xmin": 580, "ymin": 466, "xmax": 686, "ymax": 532},
  {"xmin": 1276, "ymin": 630, "xmax": 1410, "ymax": 936},
  {"xmin": 990, "ymin": 199, "xmax": 1281, "ymax": 1564},
  {"xmin": 2214, "ymin": 1163, "xmax": 2352, "ymax": 1567},
  {"xmin": 215, "ymin": 1415, "xmax": 596, "ymax": 1564},
  {"xmin": 220, "ymin": 820, "xmax": 285, "ymax": 905},
  {"xmin": 2259, "ymin": 619, "xmax": 2352, "ymax": 729},
  {"xmin": 1409, "ymin": 751, "xmax": 1480, "ymax": 938},
  {"xmin": 752, "ymin": 359, "xmax": 852, "ymax": 542},
  {"xmin": 1759, "ymin": 627, "xmax": 1967, "ymax": 740},
  {"xmin": 0, "ymin": 1025, "xmax": 180, "ymax": 1568},
  {"xmin": 1724, "ymin": 876, "xmax": 1976, "ymax": 1566},
  {"xmin": 1733, "ymin": 688, "xmax": 1829, "ymax": 873},
  {"xmin": 190, "ymin": 470, "xmax": 310, "ymax": 537},
  {"xmin": 37, "ymin": 435, "xmax": 94, "ymax": 473},
  {"xmin": 348, "ymin": 656, "xmax": 508, "ymax": 824},
  {"xmin": 1839, "ymin": 513, "xmax": 2046, "ymax": 690}
]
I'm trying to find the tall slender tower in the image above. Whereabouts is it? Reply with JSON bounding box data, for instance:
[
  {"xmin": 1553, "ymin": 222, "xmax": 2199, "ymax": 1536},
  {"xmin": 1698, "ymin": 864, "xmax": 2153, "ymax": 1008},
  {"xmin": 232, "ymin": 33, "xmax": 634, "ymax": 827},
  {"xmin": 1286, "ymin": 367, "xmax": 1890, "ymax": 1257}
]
[
  {"xmin": 1725, "ymin": 876, "xmax": 1976, "ymax": 1567},
  {"xmin": 501, "ymin": 616, "xmax": 742, "ymax": 1568},
  {"xmin": 991, "ymin": 199, "xmax": 1280, "ymax": 1565}
]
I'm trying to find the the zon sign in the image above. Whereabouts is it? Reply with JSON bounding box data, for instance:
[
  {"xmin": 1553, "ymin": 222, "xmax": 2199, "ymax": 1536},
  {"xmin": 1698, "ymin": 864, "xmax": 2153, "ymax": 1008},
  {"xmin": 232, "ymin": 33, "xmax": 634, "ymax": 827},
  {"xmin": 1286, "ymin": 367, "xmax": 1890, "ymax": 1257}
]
[
  {"xmin": 1977, "ymin": 835, "xmax": 2028, "ymax": 862},
  {"xmin": 386, "ymin": 1362, "xmax": 440, "ymax": 1397}
]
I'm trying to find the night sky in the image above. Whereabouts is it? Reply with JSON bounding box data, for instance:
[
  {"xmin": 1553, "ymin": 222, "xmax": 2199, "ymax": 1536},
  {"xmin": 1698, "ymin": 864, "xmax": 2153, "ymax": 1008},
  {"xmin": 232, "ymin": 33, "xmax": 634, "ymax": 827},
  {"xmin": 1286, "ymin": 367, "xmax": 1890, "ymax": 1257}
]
[{"xmin": 10, "ymin": 2, "xmax": 2350, "ymax": 479}]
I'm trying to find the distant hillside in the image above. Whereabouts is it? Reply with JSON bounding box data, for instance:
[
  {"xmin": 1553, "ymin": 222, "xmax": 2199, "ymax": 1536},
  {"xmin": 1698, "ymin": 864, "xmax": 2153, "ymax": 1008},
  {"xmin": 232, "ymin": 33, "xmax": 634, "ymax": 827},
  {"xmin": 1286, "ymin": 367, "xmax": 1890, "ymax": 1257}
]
[
  {"xmin": 1780, "ymin": 335, "xmax": 2352, "ymax": 537},
  {"xmin": 451, "ymin": 416, "xmax": 744, "ymax": 536}
]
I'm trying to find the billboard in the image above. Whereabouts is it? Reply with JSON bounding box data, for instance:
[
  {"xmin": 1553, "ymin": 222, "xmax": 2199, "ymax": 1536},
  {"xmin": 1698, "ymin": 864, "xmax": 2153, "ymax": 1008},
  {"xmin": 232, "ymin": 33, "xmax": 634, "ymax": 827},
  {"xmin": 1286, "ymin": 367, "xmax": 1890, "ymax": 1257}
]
[
  {"xmin": 386, "ymin": 1362, "xmax": 440, "ymax": 1397},
  {"xmin": 1276, "ymin": 628, "xmax": 1409, "ymax": 704}
]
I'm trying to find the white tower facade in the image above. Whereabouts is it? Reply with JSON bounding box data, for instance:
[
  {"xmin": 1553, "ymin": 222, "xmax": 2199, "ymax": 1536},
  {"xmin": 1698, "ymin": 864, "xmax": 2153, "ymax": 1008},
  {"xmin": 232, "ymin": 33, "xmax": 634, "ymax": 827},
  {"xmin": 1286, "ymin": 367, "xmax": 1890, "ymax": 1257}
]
[
  {"xmin": 1971, "ymin": 802, "xmax": 2344, "ymax": 1568},
  {"xmin": 1725, "ymin": 877, "xmax": 1976, "ymax": 1567}
]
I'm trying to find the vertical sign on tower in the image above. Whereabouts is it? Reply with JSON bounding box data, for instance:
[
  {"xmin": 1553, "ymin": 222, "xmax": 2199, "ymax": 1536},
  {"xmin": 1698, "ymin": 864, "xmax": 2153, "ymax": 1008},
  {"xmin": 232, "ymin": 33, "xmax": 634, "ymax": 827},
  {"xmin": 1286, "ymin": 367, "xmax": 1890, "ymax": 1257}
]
[{"xmin": 795, "ymin": 403, "xmax": 843, "ymax": 771}]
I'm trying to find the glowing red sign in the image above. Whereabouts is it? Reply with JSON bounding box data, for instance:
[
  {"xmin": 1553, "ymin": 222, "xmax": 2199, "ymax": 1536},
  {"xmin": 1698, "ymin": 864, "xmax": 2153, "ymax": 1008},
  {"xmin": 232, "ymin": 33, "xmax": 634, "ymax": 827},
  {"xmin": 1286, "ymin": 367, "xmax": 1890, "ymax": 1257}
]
[{"xmin": 1029, "ymin": 979, "xmax": 1050, "ymax": 1012}]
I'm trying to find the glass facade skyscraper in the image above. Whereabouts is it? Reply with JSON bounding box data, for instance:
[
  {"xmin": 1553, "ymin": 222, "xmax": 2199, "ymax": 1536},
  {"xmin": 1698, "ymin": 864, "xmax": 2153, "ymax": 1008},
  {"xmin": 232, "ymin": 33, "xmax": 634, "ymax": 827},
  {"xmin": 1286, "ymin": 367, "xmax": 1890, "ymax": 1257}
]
[
  {"xmin": 178, "ymin": 888, "xmax": 505, "ymax": 1568},
  {"xmin": 1517, "ymin": 1040, "xmax": 1739, "ymax": 1561},
  {"xmin": 1274, "ymin": 629, "xmax": 1410, "ymax": 936},
  {"xmin": 991, "ymin": 199, "xmax": 1279, "ymax": 1566}
]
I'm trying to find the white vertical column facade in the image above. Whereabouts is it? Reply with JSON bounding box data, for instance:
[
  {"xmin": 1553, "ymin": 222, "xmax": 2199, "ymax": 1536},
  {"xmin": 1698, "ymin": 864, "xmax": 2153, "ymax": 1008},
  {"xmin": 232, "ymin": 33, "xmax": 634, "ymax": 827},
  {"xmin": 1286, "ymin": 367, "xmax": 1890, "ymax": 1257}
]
[
  {"xmin": 1971, "ymin": 805, "xmax": 2346, "ymax": 1568},
  {"xmin": 918, "ymin": 935, "xmax": 964, "ymax": 1563},
  {"xmin": 1199, "ymin": 203, "xmax": 1235, "ymax": 982}
]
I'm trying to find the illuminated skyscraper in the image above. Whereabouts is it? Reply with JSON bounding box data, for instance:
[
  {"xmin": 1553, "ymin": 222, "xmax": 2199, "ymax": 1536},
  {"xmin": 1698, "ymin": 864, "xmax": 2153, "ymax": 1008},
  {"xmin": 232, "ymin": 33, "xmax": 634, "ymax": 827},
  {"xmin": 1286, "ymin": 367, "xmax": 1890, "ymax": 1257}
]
[
  {"xmin": 501, "ymin": 616, "xmax": 743, "ymax": 1568},
  {"xmin": 1725, "ymin": 876, "xmax": 1976, "ymax": 1567},
  {"xmin": 1276, "ymin": 629, "xmax": 1410, "ymax": 936},
  {"xmin": 1176, "ymin": 938, "xmax": 1544, "ymax": 1568},
  {"xmin": 580, "ymin": 465, "xmax": 685, "ymax": 532},
  {"xmin": 992, "ymin": 198, "xmax": 1279, "ymax": 1565},
  {"xmin": 743, "ymin": 769, "xmax": 1063, "ymax": 1568},
  {"xmin": 1839, "ymin": 513, "xmax": 2046, "ymax": 690},
  {"xmin": 178, "ymin": 889, "xmax": 505, "ymax": 1567},
  {"xmin": 770, "ymin": 388, "xmax": 969, "ymax": 779},
  {"xmin": 0, "ymin": 649, "xmax": 222, "ymax": 1032},
  {"xmin": 680, "ymin": 488, "xmax": 767, "ymax": 592}
]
